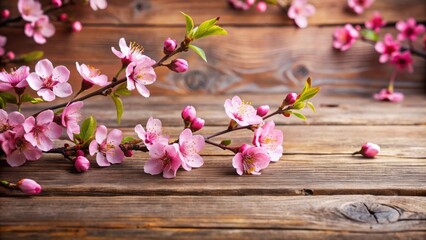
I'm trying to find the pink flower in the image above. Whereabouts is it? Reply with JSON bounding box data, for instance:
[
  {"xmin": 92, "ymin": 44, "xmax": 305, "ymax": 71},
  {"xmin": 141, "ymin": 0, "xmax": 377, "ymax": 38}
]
[
  {"xmin": 390, "ymin": 51, "xmax": 413, "ymax": 73},
  {"xmin": 0, "ymin": 66, "xmax": 30, "ymax": 93},
  {"xmin": 125, "ymin": 56, "xmax": 157, "ymax": 97},
  {"xmin": 224, "ymin": 96, "xmax": 263, "ymax": 126},
  {"xmin": 1, "ymin": 9, "xmax": 10, "ymax": 19},
  {"xmin": 52, "ymin": 0, "xmax": 62, "ymax": 7},
  {"xmin": 347, "ymin": 0, "xmax": 374, "ymax": 15},
  {"xmin": 396, "ymin": 18, "xmax": 425, "ymax": 41},
  {"xmin": 74, "ymin": 156, "xmax": 90, "ymax": 172},
  {"xmin": 365, "ymin": 11, "xmax": 386, "ymax": 32},
  {"xmin": 177, "ymin": 128, "xmax": 205, "ymax": 171},
  {"xmin": 89, "ymin": 0, "xmax": 108, "ymax": 11},
  {"xmin": 18, "ymin": 0, "xmax": 43, "ymax": 22},
  {"xmin": 354, "ymin": 143, "xmax": 380, "ymax": 158},
  {"xmin": 0, "ymin": 35, "xmax": 6, "ymax": 56},
  {"xmin": 373, "ymin": 88, "xmax": 404, "ymax": 103},
  {"xmin": 287, "ymin": 0, "xmax": 316, "ymax": 28},
  {"xmin": 144, "ymin": 143, "xmax": 181, "ymax": 179},
  {"xmin": 253, "ymin": 121, "xmax": 283, "ymax": 162},
  {"xmin": 17, "ymin": 178, "xmax": 42, "ymax": 195},
  {"xmin": 61, "ymin": 101, "xmax": 83, "ymax": 140},
  {"xmin": 256, "ymin": 2, "xmax": 267, "ymax": 12},
  {"xmin": 23, "ymin": 110, "xmax": 62, "ymax": 152},
  {"xmin": 72, "ymin": 21, "xmax": 82, "ymax": 32},
  {"xmin": 112, "ymin": 38, "xmax": 145, "ymax": 66},
  {"xmin": 190, "ymin": 117, "xmax": 205, "ymax": 132},
  {"xmin": 374, "ymin": 34, "xmax": 400, "ymax": 63},
  {"xmin": 232, "ymin": 144, "xmax": 270, "ymax": 175},
  {"xmin": 24, "ymin": 15, "xmax": 55, "ymax": 44},
  {"xmin": 134, "ymin": 117, "xmax": 168, "ymax": 150},
  {"xmin": 89, "ymin": 125, "xmax": 125, "ymax": 167},
  {"xmin": 27, "ymin": 59, "xmax": 72, "ymax": 101},
  {"xmin": 169, "ymin": 59, "xmax": 188, "ymax": 73},
  {"xmin": 333, "ymin": 24, "xmax": 359, "ymax": 51},
  {"xmin": 228, "ymin": 0, "xmax": 251, "ymax": 10},
  {"xmin": 76, "ymin": 62, "xmax": 109, "ymax": 88},
  {"xmin": 0, "ymin": 109, "xmax": 25, "ymax": 137}
]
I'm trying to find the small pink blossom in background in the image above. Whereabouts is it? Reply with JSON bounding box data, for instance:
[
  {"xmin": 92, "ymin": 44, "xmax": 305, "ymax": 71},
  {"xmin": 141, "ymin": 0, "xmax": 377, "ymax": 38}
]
[
  {"xmin": 365, "ymin": 11, "xmax": 386, "ymax": 32},
  {"xmin": 373, "ymin": 88, "xmax": 404, "ymax": 103},
  {"xmin": 256, "ymin": 105, "xmax": 269, "ymax": 117},
  {"xmin": 396, "ymin": 18, "xmax": 425, "ymax": 41},
  {"xmin": 144, "ymin": 143, "xmax": 181, "ymax": 178},
  {"xmin": 89, "ymin": 125, "xmax": 125, "ymax": 167},
  {"xmin": 18, "ymin": 0, "xmax": 43, "ymax": 22},
  {"xmin": 74, "ymin": 156, "xmax": 90, "ymax": 172},
  {"xmin": 112, "ymin": 38, "xmax": 145, "ymax": 66},
  {"xmin": 224, "ymin": 96, "xmax": 263, "ymax": 126},
  {"xmin": 347, "ymin": 0, "xmax": 374, "ymax": 15},
  {"xmin": 256, "ymin": 2, "xmax": 267, "ymax": 13},
  {"xmin": 6, "ymin": 51, "xmax": 15, "ymax": 60},
  {"xmin": 181, "ymin": 106, "xmax": 197, "ymax": 122},
  {"xmin": 390, "ymin": 51, "xmax": 413, "ymax": 73},
  {"xmin": 125, "ymin": 56, "xmax": 157, "ymax": 97},
  {"xmin": 287, "ymin": 0, "xmax": 316, "ymax": 28},
  {"xmin": 169, "ymin": 59, "xmax": 188, "ymax": 73},
  {"xmin": 374, "ymin": 33, "xmax": 400, "ymax": 63},
  {"xmin": 62, "ymin": 101, "xmax": 83, "ymax": 140},
  {"xmin": 190, "ymin": 117, "xmax": 205, "ymax": 132},
  {"xmin": 0, "ymin": 35, "xmax": 6, "ymax": 56},
  {"xmin": 27, "ymin": 59, "xmax": 72, "ymax": 101},
  {"xmin": 333, "ymin": 24, "xmax": 359, "ymax": 51},
  {"xmin": 163, "ymin": 38, "xmax": 177, "ymax": 54},
  {"xmin": 253, "ymin": 121, "xmax": 283, "ymax": 162},
  {"xmin": 135, "ymin": 117, "xmax": 168, "ymax": 150},
  {"xmin": 232, "ymin": 144, "xmax": 270, "ymax": 175},
  {"xmin": 58, "ymin": 13, "xmax": 67, "ymax": 22},
  {"xmin": 177, "ymin": 128, "xmax": 205, "ymax": 171},
  {"xmin": 24, "ymin": 15, "xmax": 55, "ymax": 44},
  {"xmin": 17, "ymin": 178, "xmax": 42, "ymax": 195},
  {"xmin": 51, "ymin": 0, "xmax": 62, "ymax": 7},
  {"xmin": 1, "ymin": 127, "xmax": 42, "ymax": 167},
  {"xmin": 23, "ymin": 110, "xmax": 62, "ymax": 151},
  {"xmin": 355, "ymin": 143, "xmax": 380, "ymax": 158},
  {"xmin": 76, "ymin": 62, "xmax": 109, "ymax": 88},
  {"xmin": 72, "ymin": 21, "xmax": 83, "ymax": 32},
  {"xmin": 90, "ymin": 0, "xmax": 108, "ymax": 11},
  {"xmin": 0, "ymin": 66, "xmax": 30, "ymax": 93},
  {"xmin": 1, "ymin": 9, "xmax": 10, "ymax": 19},
  {"xmin": 228, "ymin": 0, "xmax": 251, "ymax": 11}
]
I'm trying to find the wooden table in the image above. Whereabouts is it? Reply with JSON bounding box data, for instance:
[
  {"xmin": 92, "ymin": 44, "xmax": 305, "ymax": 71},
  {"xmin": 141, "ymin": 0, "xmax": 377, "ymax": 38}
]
[{"xmin": 1, "ymin": 93, "xmax": 425, "ymax": 239}]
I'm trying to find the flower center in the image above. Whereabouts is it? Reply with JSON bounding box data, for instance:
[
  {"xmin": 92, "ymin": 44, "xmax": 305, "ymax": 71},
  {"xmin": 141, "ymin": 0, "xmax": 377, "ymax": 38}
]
[
  {"xmin": 243, "ymin": 155, "xmax": 256, "ymax": 174},
  {"xmin": 43, "ymin": 76, "xmax": 57, "ymax": 89}
]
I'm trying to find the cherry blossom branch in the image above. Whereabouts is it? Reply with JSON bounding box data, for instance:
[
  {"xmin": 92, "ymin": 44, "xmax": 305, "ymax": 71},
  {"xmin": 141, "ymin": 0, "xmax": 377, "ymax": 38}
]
[{"xmin": 360, "ymin": 38, "xmax": 426, "ymax": 59}]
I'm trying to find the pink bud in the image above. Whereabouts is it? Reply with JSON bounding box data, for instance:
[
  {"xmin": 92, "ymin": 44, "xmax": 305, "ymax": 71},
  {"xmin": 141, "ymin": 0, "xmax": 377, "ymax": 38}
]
[
  {"xmin": 52, "ymin": 0, "xmax": 62, "ymax": 7},
  {"xmin": 6, "ymin": 51, "xmax": 15, "ymax": 60},
  {"xmin": 190, "ymin": 117, "xmax": 205, "ymax": 132},
  {"xmin": 17, "ymin": 179, "xmax": 42, "ymax": 195},
  {"xmin": 284, "ymin": 92, "xmax": 297, "ymax": 105},
  {"xmin": 256, "ymin": 2, "xmax": 267, "ymax": 12},
  {"xmin": 358, "ymin": 143, "xmax": 380, "ymax": 158},
  {"xmin": 72, "ymin": 21, "xmax": 82, "ymax": 32},
  {"xmin": 256, "ymin": 105, "xmax": 269, "ymax": 117},
  {"xmin": 246, "ymin": 0, "xmax": 255, "ymax": 6},
  {"xmin": 74, "ymin": 156, "xmax": 90, "ymax": 172},
  {"xmin": 76, "ymin": 150, "xmax": 85, "ymax": 157},
  {"xmin": 58, "ymin": 13, "xmax": 68, "ymax": 22},
  {"xmin": 239, "ymin": 144, "xmax": 250, "ymax": 153},
  {"xmin": 169, "ymin": 59, "xmax": 188, "ymax": 73},
  {"xmin": 181, "ymin": 105, "xmax": 197, "ymax": 122},
  {"xmin": 124, "ymin": 149, "xmax": 133, "ymax": 157},
  {"xmin": 163, "ymin": 37, "xmax": 177, "ymax": 55},
  {"xmin": 1, "ymin": 9, "xmax": 10, "ymax": 19}
]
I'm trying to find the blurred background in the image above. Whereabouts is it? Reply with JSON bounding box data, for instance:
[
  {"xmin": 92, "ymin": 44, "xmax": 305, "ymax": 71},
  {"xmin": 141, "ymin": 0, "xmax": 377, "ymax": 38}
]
[{"xmin": 1, "ymin": 0, "xmax": 425, "ymax": 96}]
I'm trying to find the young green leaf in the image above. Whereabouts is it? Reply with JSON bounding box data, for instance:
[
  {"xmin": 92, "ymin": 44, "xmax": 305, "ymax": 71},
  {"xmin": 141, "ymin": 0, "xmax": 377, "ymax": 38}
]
[
  {"xmin": 195, "ymin": 25, "xmax": 228, "ymax": 39},
  {"xmin": 79, "ymin": 116, "xmax": 97, "ymax": 142},
  {"xmin": 264, "ymin": 0, "xmax": 278, "ymax": 4},
  {"xmin": 115, "ymin": 83, "xmax": 131, "ymax": 96},
  {"xmin": 220, "ymin": 139, "xmax": 232, "ymax": 146},
  {"xmin": 0, "ymin": 97, "xmax": 5, "ymax": 109},
  {"xmin": 122, "ymin": 136, "xmax": 135, "ymax": 144},
  {"xmin": 19, "ymin": 51, "xmax": 44, "ymax": 63},
  {"xmin": 181, "ymin": 12, "xmax": 194, "ymax": 36},
  {"xmin": 297, "ymin": 87, "xmax": 320, "ymax": 103},
  {"xmin": 192, "ymin": 17, "xmax": 218, "ymax": 39},
  {"xmin": 292, "ymin": 112, "xmax": 307, "ymax": 121},
  {"xmin": 30, "ymin": 98, "xmax": 44, "ymax": 104},
  {"xmin": 361, "ymin": 29, "xmax": 379, "ymax": 42},
  {"xmin": 111, "ymin": 95, "xmax": 124, "ymax": 124},
  {"xmin": 307, "ymin": 101, "xmax": 316, "ymax": 112},
  {"xmin": 293, "ymin": 101, "xmax": 306, "ymax": 110},
  {"xmin": 189, "ymin": 44, "xmax": 207, "ymax": 62},
  {"xmin": 21, "ymin": 93, "xmax": 34, "ymax": 103},
  {"xmin": 0, "ymin": 93, "xmax": 17, "ymax": 104}
]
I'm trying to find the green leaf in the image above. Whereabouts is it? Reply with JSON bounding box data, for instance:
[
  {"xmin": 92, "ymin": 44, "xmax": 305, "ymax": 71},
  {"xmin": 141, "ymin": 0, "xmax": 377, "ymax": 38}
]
[
  {"xmin": 194, "ymin": 25, "xmax": 228, "ymax": 39},
  {"xmin": 115, "ymin": 83, "xmax": 131, "ymax": 96},
  {"xmin": 292, "ymin": 112, "xmax": 307, "ymax": 121},
  {"xmin": 307, "ymin": 101, "xmax": 315, "ymax": 112},
  {"xmin": 19, "ymin": 51, "xmax": 44, "ymax": 63},
  {"xmin": 293, "ymin": 101, "xmax": 306, "ymax": 110},
  {"xmin": 111, "ymin": 95, "xmax": 124, "ymax": 124},
  {"xmin": 122, "ymin": 136, "xmax": 135, "ymax": 144},
  {"xmin": 0, "ymin": 93, "xmax": 17, "ymax": 104},
  {"xmin": 264, "ymin": 0, "xmax": 277, "ymax": 4},
  {"xmin": 79, "ymin": 116, "xmax": 97, "ymax": 142},
  {"xmin": 0, "ymin": 97, "xmax": 5, "ymax": 109},
  {"xmin": 297, "ymin": 87, "xmax": 320, "ymax": 103},
  {"xmin": 21, "ymin": 93, "xmax": 34, "ymax": 103},
  {"xmin": 181, "ymin": 12, "xmax": 194, "ymax": 36},
  {"xmin": 192, "ymin": 17, "xmax": 218, "ymax": 39},
  {"xmin": 361, "ymin": 29, "xmax": 379, "ymax": 42},
  {"xmin": 189, "ymin": 44, "xmax": 207, "ymax": 62},
  {"xmin": 30, "ymin": 98, "xmax": 44, "ymax": 104},
  {"xmin": 220, "ymin": 139, "xmax": 232, "ymax": 146}
]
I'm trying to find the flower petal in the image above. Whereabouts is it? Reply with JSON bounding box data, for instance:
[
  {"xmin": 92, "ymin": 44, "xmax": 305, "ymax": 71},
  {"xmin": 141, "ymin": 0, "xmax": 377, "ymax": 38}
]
[
  {"xmin": 26, "ymin": 73, "xmax": 44, "ymax": 91},
  {"xmin": 35, "ymin": 59, "xmax": 53, "ymax": 79},
  {"xmin": 144, "ymin": 159, "xmax": 164, "ymax": 175},
  {"xmin": 107, "ymin": 129, "xmax": 123, "ymax": 146},
  {"xmin": 53, "ymin": 82, "xmax": 73, "ymax": 98},
  {"xmin": 96, "ymin": 152, "xmax": 110, "ymax": 167},
  {"xmin": 6, "ymin": 150, "xmax": 26, "ymax": 167},
  {"xmin": 95, "ymin": 125, "xmax": 107, "ymax": 144},
  {"xmin": 52, "ymin": 66, "xmax": 70, "ymax": 83}
]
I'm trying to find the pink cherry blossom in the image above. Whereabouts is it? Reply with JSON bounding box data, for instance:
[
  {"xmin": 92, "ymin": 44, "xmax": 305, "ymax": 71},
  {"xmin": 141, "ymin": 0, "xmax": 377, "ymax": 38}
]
[
  {"xmin": 228, "ymin": 0, "xmax": 251, "ymax": 11},
  {"xmin": 256, "ymin": 2, "xmax": 267, "ymax": 13},
  {"xmin": 89, "ymin": 125, "xmax": 125, "ymax": 167},
  {"xmin": 134, "ymin": 117, "xmax": 168, "ymax": 150},
  {"xmin": 0, "ymin": 66, "xmax": 29, "ymax": 93},
  {"xmin": 144, "ymin": 143, "xmax": 181, "ymax": 178},
  {"xmin": 374, "ymin": 34, "xmax": 400, "ymax": 63},
  {"xmin": 224, "ymin": 96, "xmax": 263, "ymax": 126},
  {"xmin": 287, "ymin": 0, "xmax": 316, "ymax": 28},
  {"xmin": 125, "ymin": 56, "xmax": 157, "ymax": 97},
  {"xmin": 253, "ymin": 121, "xmax": 283, "ymax": 162},
  {"xmin": 365, "ymin": 11, "xmax": 386, "ymax": 32},
  {"xmin": 0, "ymin": 109, "xmax": 25, "ymax": 138},
  {"xmin": 0, "ymin": 35, "xmax": 6, "ymax": 56},
  {"xmin": 232, "ymin": 144, "xmax": 270, "ymax": 175},
  {"xmin": 396, "ymin": 18, "xmax": 425, "ymax": 41},
  {"xmin": 76, "ymin": 62, "xmax": 109, "ymax": 87},
  {"xmin": 24, "ymin": 15, "xmax": 55, "ymax": 44},
  {"xmin": 23, "ymin": 110, "xmax": 62, "ymax": 152},
  {"xmin": 17, "ymin": 178, "xmax": 42, "ymax": 195},
  {"xmin": 373, "ymin": 88, "xmax": 404, "ymax": 103},
  {"xmin": 333, "ymin": 24, "xmax": 359, "ymax": 51},
  {"xmin": 347, "ymin": 0, "xmax": 374, "ymax": 15},
  {"xmin": 111, "ymin": 38, "xmax": 145, "ymax": 66},
  {"xmin": 177, "ymin": 128, "xmax": 205, "ymax": 171},
  {"xmin": 61, "ymin": 101, "xmax": 83, "ymax": 140},
  {"xmin": 27, "ymin": 59, "xmax": 72, "ymax": 101},
  {"xmin": 18, "ymin": 0, "xmax": 43, "ymax": 22},
  {"xmin": 390, "ymin": 51, "xmax": 413, "ymax": 73},
  {"xmin": 90, "ymin": 0, "xmax": 108, "ymax": 11}
]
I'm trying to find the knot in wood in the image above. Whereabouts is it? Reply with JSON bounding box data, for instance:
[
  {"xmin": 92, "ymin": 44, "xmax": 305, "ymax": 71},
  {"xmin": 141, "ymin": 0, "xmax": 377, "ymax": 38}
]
[
  {"xmin": 184, "ymin": 70, "xmax": 208, "ymax": 90},
  {"xmin": 339, "ymin": 202, "xmax": 400, "ymax": 224}
]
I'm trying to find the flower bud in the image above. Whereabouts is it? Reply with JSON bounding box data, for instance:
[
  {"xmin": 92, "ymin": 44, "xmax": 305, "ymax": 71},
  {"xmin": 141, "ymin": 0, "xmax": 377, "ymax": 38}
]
[
  {"xmin": 239, "ymin": 144, "xmax": 250, "ymax": 153},
  {"xmin": 357, "ymin": 143, "xmax": 380, "ymax": 158},
  {"xmin": 169, "ymin": 59, "xmax": 188, "ymax": 73},
  {"xmin": 6, "ymin": 51, "xmax": 15, "ymax": 60},
  {"xmin": 17, "ymin": 179, "xmax": 42, "ymax": 195},
  {"xmin": 72, "ymin": 21, "xmax": 82, "ymax": 32},
  {"xmin": 74, "ymin": 156, "xmax": 90, "ymax": 173},
  {"xmin": 181, "ymin": 106, "xmax": 197, "ymax": 122},
  {"xmin": 282, "ymin": 111, "xmax": 291, "ymax": 117},
  {"xmin": 124, "ymin": 149, "xmax": 133, "ymax": 157},
  {"xmin": 58, "ymin": 13, "xmax": 68, "ymax": 22},
  {"xmin": 52, "ymin": 0, "xmax": 62, "ymax": 7},
  {"xmin": 246, "ymin": 0, "xmax": 255, "ymax": 6},
  {"xmin": 76, "ymin": 150, "xmax": 85, "ymax": 157},
  {"xmin": 1, "ymin": 9, "xmax": 10, "ymax": 19},
  {"xmin": 190, "ymin": 117, "xmax": 205, "ymax": 132},
  {"xmin": 256, "ymin": 2, "xmax": 267, "ymax": 12},
  {"xmin": 284, "ymin": 92, "xmax": 297, "ymax": 105},
  {"xmin": 256, "ymin": 105, "xmax": 269, "ymax": 117},
  {"xmin": 163, "ymin": 37, "xmax": 177, "ymax": 55}
]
